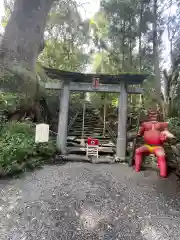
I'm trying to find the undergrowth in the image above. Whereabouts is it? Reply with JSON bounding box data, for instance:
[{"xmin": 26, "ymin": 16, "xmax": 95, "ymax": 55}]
[{"xmin": 0, "ymin": 121, "xmax": 56, "ymax": 177}]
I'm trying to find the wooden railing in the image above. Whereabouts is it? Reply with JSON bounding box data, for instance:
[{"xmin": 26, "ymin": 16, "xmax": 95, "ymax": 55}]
[
  {"xmin": 68, "ymin": 110, "xmax": 80, "ymax": 132},
  {"xmin": 92, "ymin": 108, "xmax": 117, "ymax": 144}
]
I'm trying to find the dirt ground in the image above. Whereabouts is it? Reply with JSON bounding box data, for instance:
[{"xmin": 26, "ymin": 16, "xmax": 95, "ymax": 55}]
[{"xmin": 0, "ymin": 162, "xmax": 180, "ymax": 239}]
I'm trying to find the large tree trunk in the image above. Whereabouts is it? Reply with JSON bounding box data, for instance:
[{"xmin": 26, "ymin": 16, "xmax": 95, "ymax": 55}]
[
  {"xmin": 0, "ymin": 0, "xmax": 55, "ymax": 121},
  {"xmin": 0, "ymin": 0, "xmax": 55, "ymax": 71},
  {"xmin": 138, "ymin": 1, "xmax": 143, "ymax": 71},
  {"xmin": 122, "ymin": 20, "xmax": 125, "ymax": 70},
  {"xmin": 152, "ymin": 0, "xmax": 161, "ymax": 95},
  {"xmin": 152, "ymin": 0, "xmax": 165, "ymax": 116}
]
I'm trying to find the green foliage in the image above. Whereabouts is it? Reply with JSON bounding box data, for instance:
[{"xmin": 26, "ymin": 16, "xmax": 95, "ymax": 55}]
[
  {"xmin": 0, "ymin": 66, "xmax": 39, "ymax": 102},
  {"xmin": 92, "ymin": 51, "xmax": 121, "ymax": 74},
  {"xmin": 39, "ymin": 40, "xmax": 88, "ymax": 71},
  {"xmin": 2, "ymin": 0, "xmax": 180, "ymax": 124},
  {"xmin": 39, "ymin": 0, "xmax": 89, "ymax": 72},
  {"xmin": 168, "ymin": 117, "xmax": 180, "ymax": 141},
  {"xmin": 0, "ymin": 92, "xmax": 23, "ymax": 112},
  {"xmin": 1, "ymin": 0, "xmax": 14, "ymax": 28},
  {"xmin": 0, "ymin": 122, "xmax": 56, "ymax": 177},
  {"xmin": 90, "ymin": 11, "xmax": 109, "ymax": 40}
]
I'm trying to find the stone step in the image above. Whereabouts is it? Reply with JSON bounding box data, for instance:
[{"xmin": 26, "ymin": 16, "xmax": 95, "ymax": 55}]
[
  {"xmin": 76, "ymin": 115, "xmax": 99, "ymax": 118},
  {"xmin": 71, "ymin": 125, "xmax": 104, "ymax": 130},
  {"xmin": 68, "ymin": 129, "xmax": 115, "ymax": 134},
  {"xmin": 69, "ymin": 127, "xmax": 115, "ymax": 132},
  {"xmin": 68, "ymin": 132, "xmax": 111, "ymax": 137},
  {"xmin": 70, "ymin": 126, "xmax": 108, "ymax": 132},
  {"xmin": 68, "ymin": 109, "xmax": 116, "ymax": 144},
  {"xmin": 69, "ymin": 131, "xmax": 105, "ymax": 135},
  {"xmin": 73, "ymin": 120, "xmax": 103, "ymax": 124},
  {"xmin": 73, "ymin": 120, "xmax": 102, "ymax": 123},
  {"xmin": 74, "ymin": 120, "xmax": 100, "ymax": 123},
  {"xmin": 76, "ymin": 114, "xmax": 99, "ymax": 117},
  {"xmin": 68, "ymin": 132, "xmax": 106, "ymax": 136},
  {"xmin": 67, "ymin": 139, "xmax": 112, "ymax": 145},
  {"xmin": 71, "ymin": 120, "xmax": 104, "ymax": 126},
  {"xmin": 70, "ymin": 126, "xmax": 103, "ymax": 129},
  {"xmin": 70, "ymin": 126, "xmax": 105, "ymax": 130}
]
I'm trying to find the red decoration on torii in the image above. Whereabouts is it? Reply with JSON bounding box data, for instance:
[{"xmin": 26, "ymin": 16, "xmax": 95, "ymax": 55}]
[{"xmin": 92, "ymin": 77, "xmax": 99, "ymax": 89}]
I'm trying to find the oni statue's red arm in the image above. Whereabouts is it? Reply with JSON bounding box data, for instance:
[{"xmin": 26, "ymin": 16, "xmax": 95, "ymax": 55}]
[
  {"xmin": 160, "ymin": 122, "xmax": 175, "ymax": 142},
  {"xmin": 137, "ymin": 123, "xmax": 145, "ymax": 137}
]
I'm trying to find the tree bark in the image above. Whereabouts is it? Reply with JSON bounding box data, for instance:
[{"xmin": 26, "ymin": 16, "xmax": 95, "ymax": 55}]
[
  {"xmin": 138, "ymin": 1, "xmax": 143, "ymax": 71},
  {"xmin": 128, "ymin": 15, "xmax": 132, "ymax": 68},
  {"xmin": 0, "ymin": 0, "xmax": 55, "ymax": 71},
  {"xmin": 0, "ymin": 0, "xmax": 55, "ymax": 120},
  {"xmin": 122, "ymin": 20, "xmax": 125, "ymax": 70},
  {"xmin": 152, "ymin": 0, "xmax": 165, "ymax": 115},
  {"xmin": 153, "ymin": 0, "xmax": 161, "ymax": 94}
]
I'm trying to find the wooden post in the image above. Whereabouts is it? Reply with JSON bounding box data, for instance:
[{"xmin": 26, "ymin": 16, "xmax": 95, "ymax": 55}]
[
  {"xmin": 57, "ymin": 81, "xmax": 70, "ymax": 154},
  {"xmin": 139, "ymin": 94, "xmax": 142, "ymax": 106},
  {"xmin": 103, "ymin": 97, "xmax": 106, "ymax": 137},
  {"xmin": 116, "ymin": 81, "xmax": 128, "ymax": 161},
  {"xmin": 81, "ymin": 100, "xmax": 86, "ymax": 140}
]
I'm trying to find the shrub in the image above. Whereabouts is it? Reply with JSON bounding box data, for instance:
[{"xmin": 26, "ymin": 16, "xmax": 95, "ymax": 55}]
[
  {"xmin": 168, "ymin": 117, "xmax": 180, "ymax": 141},
  {"xmin": 0, "ymin": 92, "xmax": 23, "ymax": 112},
  {"xmin": 0, "ymin": 121, "xmax": 56, "ymax": 177}
]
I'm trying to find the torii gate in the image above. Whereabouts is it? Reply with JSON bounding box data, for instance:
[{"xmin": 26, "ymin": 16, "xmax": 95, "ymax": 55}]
[{"xmin": 44, "ymin": 67, "xmax": 147, "ymax": 161}]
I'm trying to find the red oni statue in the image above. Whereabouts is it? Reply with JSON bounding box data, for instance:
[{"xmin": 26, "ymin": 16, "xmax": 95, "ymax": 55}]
[{"xmin": 134, "ymin": 108, "xmax": 175, "ymax": 177}]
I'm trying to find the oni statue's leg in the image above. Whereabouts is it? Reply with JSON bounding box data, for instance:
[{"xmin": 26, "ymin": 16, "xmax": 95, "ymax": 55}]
[
  {"xmin": 134, "ymin": 146, "xmax": 150, "ymax": 172},
  {"xmin": 153, "ymin": 147, "xmax": 167, "ymax": 178}
]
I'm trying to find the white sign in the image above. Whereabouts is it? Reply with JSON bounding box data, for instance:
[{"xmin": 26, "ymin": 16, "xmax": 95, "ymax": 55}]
[{"xmin": 35, "ymin": 123, "xmax": 49, "ymax": 143}]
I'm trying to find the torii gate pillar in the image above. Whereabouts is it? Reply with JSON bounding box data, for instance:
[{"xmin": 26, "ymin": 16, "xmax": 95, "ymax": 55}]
[
  {"xmin": 57, "ymin": 81, "xmax": 70, "ymax": 154},
  {"xmin": 116, "ymin": 81, "xmax": 128, "ymax": 161}
]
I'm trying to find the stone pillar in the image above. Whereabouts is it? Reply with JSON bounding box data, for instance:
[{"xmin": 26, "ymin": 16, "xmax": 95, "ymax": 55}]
[
  {"xmin": 116, "ymin": 81, "xmax": 128, "ymax": 161},
  {"xmin": 57, "ymin": 81, "xmax": 70, "ymax": 154}
]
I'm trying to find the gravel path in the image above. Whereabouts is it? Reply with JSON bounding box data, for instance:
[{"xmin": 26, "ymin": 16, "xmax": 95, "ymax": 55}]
[{"xmin": 1, "ymin": 162, "xmax": 180, "ymax": 240}]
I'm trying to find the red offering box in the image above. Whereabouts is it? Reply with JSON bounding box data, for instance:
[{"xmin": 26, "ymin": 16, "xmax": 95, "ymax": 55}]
[{"xmin": 87, "ymin": 137, "xmax": 99, "ymax": 146}]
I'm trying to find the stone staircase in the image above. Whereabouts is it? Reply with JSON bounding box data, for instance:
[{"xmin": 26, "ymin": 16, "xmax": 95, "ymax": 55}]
[{"xmin": 68, "ymin": 107, "xmax": 115, "ymax": 146}]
